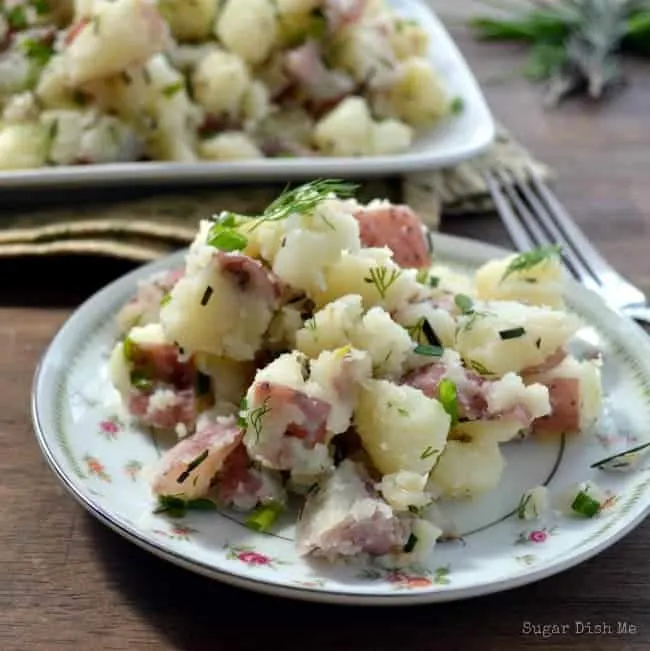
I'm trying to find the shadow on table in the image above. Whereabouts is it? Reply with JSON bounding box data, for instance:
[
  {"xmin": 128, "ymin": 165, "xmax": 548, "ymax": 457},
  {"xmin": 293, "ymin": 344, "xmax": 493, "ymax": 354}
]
[{"xmin": 81, "ymin": 510, "xmax": 650, "ymax": 651}]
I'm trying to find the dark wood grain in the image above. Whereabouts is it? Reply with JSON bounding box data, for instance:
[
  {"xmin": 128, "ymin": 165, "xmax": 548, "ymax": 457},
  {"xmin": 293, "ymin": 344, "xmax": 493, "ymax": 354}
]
[{"xmin": 2, "ymin": 10, "xmax": 650, "ymax": 651}]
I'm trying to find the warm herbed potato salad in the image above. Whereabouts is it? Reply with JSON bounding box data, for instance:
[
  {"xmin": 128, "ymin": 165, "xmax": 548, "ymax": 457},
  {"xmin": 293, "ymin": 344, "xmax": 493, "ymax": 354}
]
[
  {"xmin": 0, "ymin": 0, "xmax": 457, "ymax": 170},
  {"xmin": 108, "ymin": 179, "xmax": 618, "ymax": 566}
]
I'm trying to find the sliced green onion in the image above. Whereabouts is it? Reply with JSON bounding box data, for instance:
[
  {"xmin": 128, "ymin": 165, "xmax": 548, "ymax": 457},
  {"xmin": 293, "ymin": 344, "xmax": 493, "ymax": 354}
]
[
  {"xmin": 454, "ymin": 293, "xmax": 474, "ymax": 314},
  {"xmin": 428, "ymin": 276, "xmax": 440, "ymax": 288},
  {"xmin": 176, "ymin": 450, "xmax": 209, "ymax": 484},
  {"xmin": 422, "ymin": 319, "xmax": 442, "ymax": 347},
  {"xmin": 161, "ymin": 81, "xmax": 184, "ymax": 97},
  {"xmin": 499, "ymin": 327, "xmax": 526, "ymax": 340},
  {"xmin": 590, "ymin": 442, "xmax": 650, "ymax": 472},
  {"xmin": 414, "ymin": 344, "xmax": 444, "ymax": 357},
  {"xmin": 571, "ymin": 490, "xmax": 601, "ymax": 518},
  {"xmin": 403, "ymin": 533, "xmax": 418, "ymax": 553},
  {"xmin": 438, "ymin": 378, "xmax": 458, "ymax": 425},
  {"xmin": 154, "ymin": 494, "xmax": 216, "ymax": 518},
  {"xmin": 245, "ymin": 501, "xmax": 283, "ymax": 532},
  {"xmin": 420, "ymin": 446, "xmax": 438, "ymax": 460}
]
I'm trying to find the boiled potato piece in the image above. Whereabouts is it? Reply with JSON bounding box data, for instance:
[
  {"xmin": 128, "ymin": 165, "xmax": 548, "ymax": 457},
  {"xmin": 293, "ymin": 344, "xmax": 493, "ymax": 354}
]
[
  {"xmin": 0, "ymin": 123, "xmax": 49, "ymax": 170},
  {"xmin": 215, "ymin": 0, "xmax": 278, "ymax": 65},
  {"xmin": 158, "ymin": 0, "xmax": 216, "ymax": 41},
  {"xmin": 313, "ymin": 97, "xmax": 374, "ymax": 157},
  {"xmin": 354, "ymin": 379, "xmax": 450, "ymax": 475},
  {"xmin": 199, "ymin": 132, "xmax": 264, "ymax": 160},
  {"xmin": 475, "ymin": 250, "xmax": 565, "ymax": 309},
  {"xmin": 428, "ymin": 438, "xmax": 505, "ymax": 498},
  {"xmin": 192, "ymin": 49, "xmax": 251, "ymax": 119},
  {"xmin": 455, "ymin": 300, "xmax": 581, "ymax": 376},
  {"xmin": 389, "ymin": 18, "xmax": 429, "ymax": 60}
]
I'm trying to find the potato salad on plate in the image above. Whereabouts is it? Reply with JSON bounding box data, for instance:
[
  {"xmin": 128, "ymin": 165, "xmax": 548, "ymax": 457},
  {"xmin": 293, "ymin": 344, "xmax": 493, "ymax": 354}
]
[
  {"xmin": 105, "ymin": 179, "xmax": 607, "ymax": 567},
  {"xmin": 0, "ymin": 0, "xmax": 455, "ymax": 169}
]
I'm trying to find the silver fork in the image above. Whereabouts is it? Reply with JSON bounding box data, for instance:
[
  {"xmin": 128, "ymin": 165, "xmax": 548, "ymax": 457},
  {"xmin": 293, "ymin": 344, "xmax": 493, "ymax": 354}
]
[{"xmin": 484, "ymin": 168, "xmax": 650, "ymax": 325}]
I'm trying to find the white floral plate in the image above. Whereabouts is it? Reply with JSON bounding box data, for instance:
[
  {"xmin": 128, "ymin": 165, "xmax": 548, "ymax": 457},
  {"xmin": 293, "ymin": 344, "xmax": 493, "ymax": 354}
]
[{"xmin": 32, "ymin": 234, "xmax": 650, "ymax": 605}]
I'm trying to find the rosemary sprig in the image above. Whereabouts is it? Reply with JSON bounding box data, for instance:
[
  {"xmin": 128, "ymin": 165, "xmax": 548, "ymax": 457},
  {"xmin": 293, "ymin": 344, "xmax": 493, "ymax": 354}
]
[{"xmin": 469, "ymin": 0, "xmax": 650, "ymax": 106}]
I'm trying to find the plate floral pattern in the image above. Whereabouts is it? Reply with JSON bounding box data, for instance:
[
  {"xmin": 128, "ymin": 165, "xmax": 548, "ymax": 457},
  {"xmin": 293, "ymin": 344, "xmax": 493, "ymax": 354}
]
[{"xmin": 32, "ymin": 234, "xmax": 650, "ymax": 605}]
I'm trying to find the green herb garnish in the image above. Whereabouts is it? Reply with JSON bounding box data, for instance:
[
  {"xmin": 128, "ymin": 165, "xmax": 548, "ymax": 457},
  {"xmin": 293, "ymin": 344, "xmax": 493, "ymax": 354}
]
[
  {"xmin": 154, "ymin": 494, "xmax": 216, "ymax": 518},
  {"xmin": 403, "ymin": 533, "xmax": 418, "ymax": 553},
  {"xmin": 176, "ymin": 449, "xmax": 209, "ymax": 484},
  {"xmin": 160, "ymin": 293, "xmax": 171, "ymax": 307},
  {"xmin": 72, "ymin": 90, "xmax": 88, "ymax": 106},
  {"xmin": 251, "ymin": 179, "xmax": 358, "ymax": 230},
  {"xmin": 449, "ymin": 96, "xmax": 465, "ymax": 115},
  {"xmin": 502, "ymin": 245, "xmax": 561, "ymax": 281},
  {"xmin": 468, "ymin": 359, "xmax": 493, "ymax": 376},
  {"xmin": 245, "ymin": 501, "xmax": 284, "ymax": 532},
  {"xmin": 420, "ymin": 445, "xmax": 438, "ymax": 460},
  {"xmin": 130, "ymin": 370, "xmax": 153, "ymax": 391},
  {"xmin": 122, "ymin": 336, "xmax": 137, "ymax": 362},
  {"xmin": 249, "ymin": 398, "xmax": 271, "ymax": 442},
  {"xmin": 21, "ymin": 39, "xmax": 54, "ymax": 66},
  {"xmin": 590, "ymin": 442, "xmax": 650, "ymax": 471},
  {"xmin": 206, "ymin": 213, "xmax": 248, "ymax": 252},
  {"xmin": 571, "ymin": 490, "xmax": 601, "ymax": 518},
  {"xmin": 414, "ymin": 344, "xmax": 444, "ymax": 358},
  {"xmin": 7, "ymin": 6, "xmax": 28, "ymax": 29},
  {"xmin": 162, "ymin": 81, "xmax": 184, "ymax": 97},
  {"xmin": 499, "ymin": 327, "xmax": 526, "ymax": 340},
  {"xmin": 454, "ymin": 293, "xmax": 474, "ymax": 314},
  {"xmin": 364, "ymin": 265, "xmax": 402, "ymax": 299},
  {"xmin": 438, "ymin": 378, "xmax": 458, "ymax": 425},
  {"xmin": 517, "ymin": 493, "xmax": 532, "ymax": 519},
  {"xmin": 32, "ymin": 0, "xmax": 50, "ymax": 15}
]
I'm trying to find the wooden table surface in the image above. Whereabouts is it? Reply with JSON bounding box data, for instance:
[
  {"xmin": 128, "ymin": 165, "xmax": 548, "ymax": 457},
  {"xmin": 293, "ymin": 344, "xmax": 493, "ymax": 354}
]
[{"xmin": 2, "ymin": 7, "xmax": 650, "ymax": 651}]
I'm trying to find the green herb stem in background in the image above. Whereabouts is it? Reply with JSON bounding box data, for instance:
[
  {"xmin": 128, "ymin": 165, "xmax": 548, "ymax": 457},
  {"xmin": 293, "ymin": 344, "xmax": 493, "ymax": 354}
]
[{"xmin": 469, "ymin": 0, "xmax": 650, "ymax": 106}]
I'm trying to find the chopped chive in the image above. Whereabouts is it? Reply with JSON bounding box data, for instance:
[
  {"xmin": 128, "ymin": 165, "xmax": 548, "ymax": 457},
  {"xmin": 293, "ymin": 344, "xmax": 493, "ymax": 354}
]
[
  {"xmin": 502, "ymin": 245, "xmax": 561, "ymax": 281},
  {"xmin": 422, "ymin": 319, "xmax": 442, "ymax": 347},
  {"xmin": 590, "ymin": 442, "xmax": 650, "ymax": 471},
  {"xmin": 449, "ymin": 96, "xmax": 465, "ymax": 115},
  {"xmin": 420, "ymin": 445, "xmax": 438, "ymax": 460},
  {"xmin": 438, "ymin": 378, "xmax": 458, "ymax": 425},
  {"xmin": 72, "ymin": 90, "xmax": 88, "ymax": 106},
  {"xmin": 414, "ymin": 344, "xmax": 444, "ymax": 357},
  {"xmin": 195, "ymin": 371, "xmax": 212, "ymax": 396},
  {"xmin": 535, "ymin": 337, "xmax": 542, "ymax": 349},
  {"xmin": 245, "ymin": 501, "xmax": 283, "ymax": 532},
  {"xmin": 21, "ymin": 39, "xmax": 54, "ymax": 66},
  {"xmin": 468, "ymin": 359, "xmax": 493, "ymax": 376},
  {"xmin": 499, "ymin": 327, "xmax": 526, "ymax": 340},
  {"xmin": 176, "ymin": 449, "xmax": 209, "ymax": 484},
  {"xmin": 160, "ymin": 292, "xmax": 171, "ymax": 307},
  {"xmin": 454, "ymin": 293, "xmax": 474, "ymax": 314},
  {"xmin": 517, "ymin": 493, "xmax": 532, "ymax": 519},
  {"xmin": 428, "ymin": 276, "xmax": 440, "ymax": 288},
  {"xmin": 33, "ymin": 0, "xmax": 50, "ymax": 15},
  {"xmin": 7, "ymin": 6, "xmax": 28, "ymax": 29},
  {"xmin": 571, "ymin": 490, "xmax": 601, "ymax": 518},
  {"xmin": 237, "ymin": 396, "xmax": 248, "ymax": 428},
  {"xmin": 200, "ymin": 285, "xmax": 214, "ymax": 306},
  {"xmin": 403, "ymin": 533, "xmax": 418, "ymax": 553}
]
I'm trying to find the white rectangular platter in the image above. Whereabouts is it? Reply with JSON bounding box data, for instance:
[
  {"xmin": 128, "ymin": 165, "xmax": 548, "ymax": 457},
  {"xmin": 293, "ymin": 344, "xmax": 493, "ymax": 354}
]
[{"xmin": 0, "ymin": 0, "xmax": 494, "ymax": 189}]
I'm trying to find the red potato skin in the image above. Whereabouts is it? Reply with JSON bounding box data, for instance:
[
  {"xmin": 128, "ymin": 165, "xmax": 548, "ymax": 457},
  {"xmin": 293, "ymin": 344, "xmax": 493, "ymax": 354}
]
[
  {"xmin": 353, "ymin": 204, "xmax": 431, "ymax": 269},
  {"xmin": 532, "ymin": 377, "xmax": 580, "ymax": 434}
]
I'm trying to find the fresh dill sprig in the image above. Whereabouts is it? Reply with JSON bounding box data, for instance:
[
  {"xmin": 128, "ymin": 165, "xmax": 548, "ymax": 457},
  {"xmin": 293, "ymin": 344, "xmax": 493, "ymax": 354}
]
[
  {"xmin": 502, "ymin": 244, "xmax": 562, "ymax": 281},
  {"xmin": 364, "ymin": 265, "xmax": 402, "ymax": 299},
  {"xmin": 249, "ymin": 398, "xmax": 271, "ymax": 442},
  {"xmin": 250, "ymin": 179, "xmax": 359, "ymax": 230}
]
